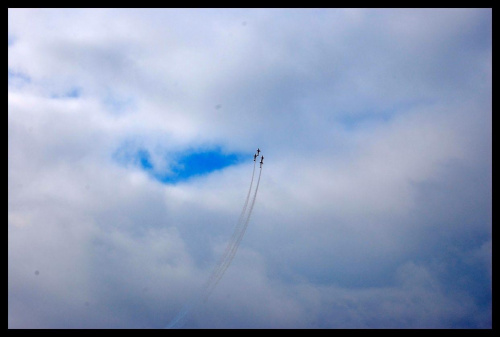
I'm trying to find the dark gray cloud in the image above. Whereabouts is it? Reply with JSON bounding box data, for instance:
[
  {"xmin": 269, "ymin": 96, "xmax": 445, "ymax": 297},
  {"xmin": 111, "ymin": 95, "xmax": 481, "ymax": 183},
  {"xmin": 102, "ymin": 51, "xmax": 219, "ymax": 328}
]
[{"xmin": 9, "ymin": 8, "xmax": 491, "ymax": 328}]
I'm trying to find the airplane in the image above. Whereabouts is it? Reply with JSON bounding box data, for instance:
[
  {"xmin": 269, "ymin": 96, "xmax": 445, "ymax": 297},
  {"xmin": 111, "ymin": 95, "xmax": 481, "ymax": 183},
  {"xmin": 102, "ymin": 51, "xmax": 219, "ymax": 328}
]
[
  {"xmin": 260, "ymin": 156, "xmax": 264, "ymax": 168},
  {"xmin": 253, "ymin": 153, "xmax": 258, "ymax": 161},
  {"xmin": 256, "ymin": 148, "xmax": 261, "ymax": 156}
]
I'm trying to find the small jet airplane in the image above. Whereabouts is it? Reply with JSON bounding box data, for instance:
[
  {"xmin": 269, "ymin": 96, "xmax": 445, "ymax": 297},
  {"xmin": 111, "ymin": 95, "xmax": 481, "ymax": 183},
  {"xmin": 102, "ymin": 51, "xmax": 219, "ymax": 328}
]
[
  {"xmin": 260, "ymin": 156, "xmax": 264, "ymax": 168},
  {"xmin": 256, "ymin": 148, "xmax": 261, "ymax": 156},
  {"xmin": 253, "ymin": 153, "xmax": 258, "ymax": 161}
]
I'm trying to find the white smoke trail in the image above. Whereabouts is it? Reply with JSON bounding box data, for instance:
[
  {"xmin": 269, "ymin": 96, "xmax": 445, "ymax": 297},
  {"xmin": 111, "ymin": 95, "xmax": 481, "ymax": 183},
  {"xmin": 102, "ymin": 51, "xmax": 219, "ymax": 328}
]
[
  {"xmin": 165, "ymin": 297, "xmax": 195, "ymax": 329},
  {"xmin": 203, "ymin": 160, "xmax": 256, "ymax": 291},
  {"xmin": 166, "ymin": 159, "xmax": 262, "ymax": 329},
  {"xmin": 204, "ymin": 166, "xmax": 262, "ymax": 299}
]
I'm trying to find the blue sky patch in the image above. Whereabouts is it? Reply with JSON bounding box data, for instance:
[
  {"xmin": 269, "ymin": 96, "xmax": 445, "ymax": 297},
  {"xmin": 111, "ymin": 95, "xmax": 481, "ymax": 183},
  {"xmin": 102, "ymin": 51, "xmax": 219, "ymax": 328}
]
[
  {"xmin": 137, "ymin": 149, "xmax": 154, "ymax": 170},
  {"xmin": 8, "ymin": 35, "xmax": 16, "ymax": 46},
  {"xmin": 51, "ymin": 87, "xmax": 82, "ymax": 99},
  {"xmin": 113, "ymin": 143, "xmax": 246, "ymax": 184},
  {"xmin": 337, "ymin": 99, "xmax": 435, "ymax": 130},
  {"xmin": 8, "ymin": 69, "xmax": 31, "ymax": 88},
  {"xmin": 163, "ymin": 149, "xmax": 242, "ymax": 184}
]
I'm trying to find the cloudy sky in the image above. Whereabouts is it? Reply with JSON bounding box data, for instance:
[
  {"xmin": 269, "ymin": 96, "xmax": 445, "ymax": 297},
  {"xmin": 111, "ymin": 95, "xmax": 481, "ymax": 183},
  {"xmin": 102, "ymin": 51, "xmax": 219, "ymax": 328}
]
[{"xmin": 8, "ymin": 8, "xmax": 491, "ymax": 329}]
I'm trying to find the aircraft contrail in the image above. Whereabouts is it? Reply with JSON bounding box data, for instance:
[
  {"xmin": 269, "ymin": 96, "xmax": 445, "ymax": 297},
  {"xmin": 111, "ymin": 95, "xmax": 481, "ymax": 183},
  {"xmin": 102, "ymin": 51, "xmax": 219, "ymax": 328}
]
[
  {"xmin": 166, "ymin": 150, "xmax": 263, "ymax": 329},
  {"xmin": 204, "ymin": 160, "xmax": 256, "ymax": 292},
  {"xmin": 205, "ymin": 155, "xmax": 263, "ymax": 298},
  {"xmin": 204, "ymin": 166, "xmax": 262, "ymax": 299},
  {"xmin": 165, "ymin": 297, "xmax": 194, "ymax": 329}
]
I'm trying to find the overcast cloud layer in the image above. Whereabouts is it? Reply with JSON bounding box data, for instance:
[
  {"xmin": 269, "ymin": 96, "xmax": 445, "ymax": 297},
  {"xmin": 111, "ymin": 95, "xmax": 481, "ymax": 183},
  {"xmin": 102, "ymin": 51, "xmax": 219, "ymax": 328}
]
[{"xmin": 8, "ymin": 8, "xmax": 491, "ymax": 328}]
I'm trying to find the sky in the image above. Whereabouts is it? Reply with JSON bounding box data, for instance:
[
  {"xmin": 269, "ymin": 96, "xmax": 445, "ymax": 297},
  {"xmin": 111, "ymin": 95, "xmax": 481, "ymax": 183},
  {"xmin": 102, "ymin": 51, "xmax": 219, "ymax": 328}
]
[{"xmin": 8, "ymin": 8, "xmax": 491, "ymax": 329}]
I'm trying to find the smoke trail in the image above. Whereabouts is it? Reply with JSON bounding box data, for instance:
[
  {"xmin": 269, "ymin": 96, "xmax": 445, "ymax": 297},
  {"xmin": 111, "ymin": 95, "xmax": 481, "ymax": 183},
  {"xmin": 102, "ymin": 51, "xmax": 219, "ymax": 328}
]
[
  {"xmin": 204, "ymin": 160, "xmax": 256, "ymax": 291},
  {"xmin": 165, "ymin": 298, "xmax": 194, "ymax": 329},
  {"xmin": 204, "ymin": 166, "xmax": 262, "ymax": 299},
  {"xmin": 166, "ymin": 159, "xmax": 261, "ymax": 329}
]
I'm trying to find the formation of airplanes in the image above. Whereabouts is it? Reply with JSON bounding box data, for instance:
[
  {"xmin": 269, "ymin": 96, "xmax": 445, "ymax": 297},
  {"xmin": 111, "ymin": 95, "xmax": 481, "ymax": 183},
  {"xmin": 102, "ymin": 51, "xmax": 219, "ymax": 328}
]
[{"xmin": 253, "ymin": 148, "xmax": 264, "ymax": 168}]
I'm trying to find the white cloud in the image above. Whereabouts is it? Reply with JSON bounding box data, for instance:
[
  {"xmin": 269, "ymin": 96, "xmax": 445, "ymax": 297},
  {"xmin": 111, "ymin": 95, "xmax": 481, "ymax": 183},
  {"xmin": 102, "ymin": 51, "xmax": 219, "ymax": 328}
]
[{"xmin": 9, "ymin": 8, "xmax": 491, "ymax": 328}]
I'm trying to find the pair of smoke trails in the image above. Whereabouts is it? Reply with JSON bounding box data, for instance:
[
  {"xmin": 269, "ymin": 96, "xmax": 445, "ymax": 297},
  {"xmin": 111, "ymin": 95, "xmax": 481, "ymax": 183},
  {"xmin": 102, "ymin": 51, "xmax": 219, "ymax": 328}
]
[{"xmin": 166, "ymin": 160, "xmax": 262, "ymax": 329}]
